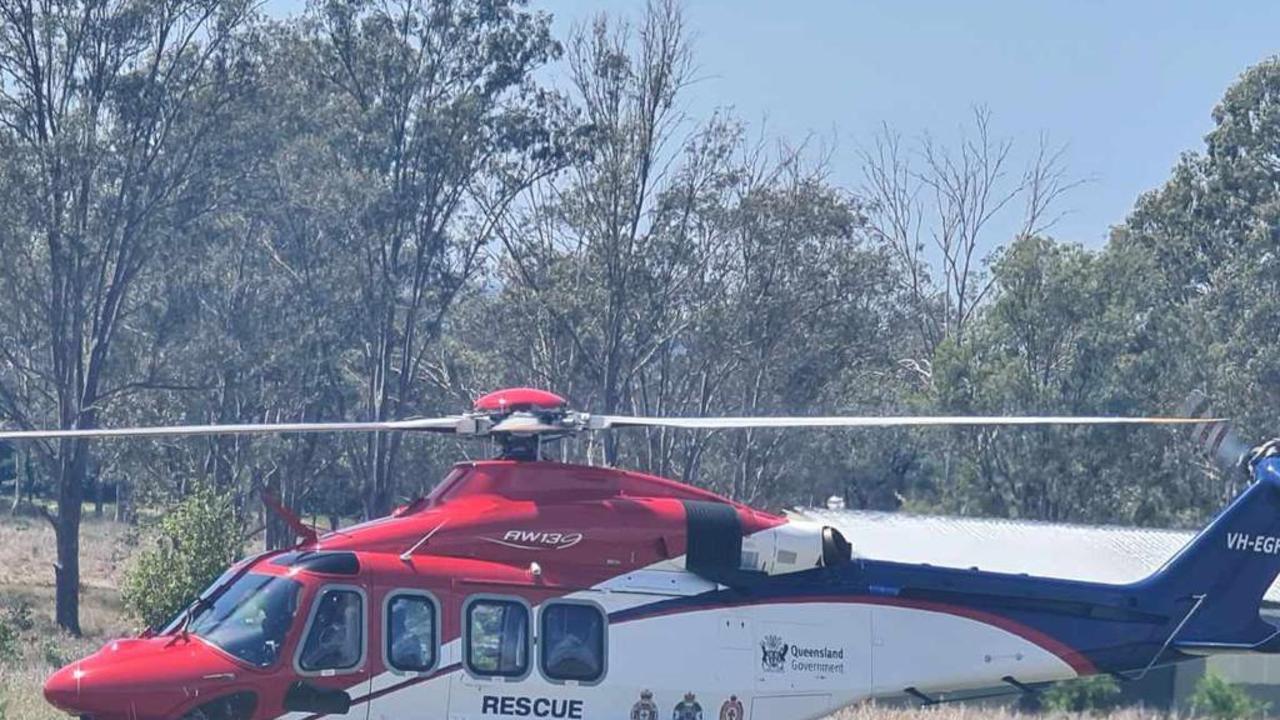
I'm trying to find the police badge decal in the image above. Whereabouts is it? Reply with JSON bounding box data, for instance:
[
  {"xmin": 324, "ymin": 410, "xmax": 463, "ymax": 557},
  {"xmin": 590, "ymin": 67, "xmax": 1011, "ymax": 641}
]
[
  {"xmin": 761, "ymin": 634, "xmax": 788, "ymax": 673},
  {"xmin": 630, "ymin": 689, "xmax": 659, "ymax": 720},
  {"xmin": 719, "ymin": 695, "xmax": 745, "ymax": 720},
  {"xmin": 673, "ymin": 692, "xmax": 703, "ymax": 720}
]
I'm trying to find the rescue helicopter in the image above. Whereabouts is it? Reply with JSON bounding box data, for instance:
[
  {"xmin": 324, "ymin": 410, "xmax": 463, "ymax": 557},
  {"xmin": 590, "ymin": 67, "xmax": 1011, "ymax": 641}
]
[{"xmin": 8, "ymin": 387, "xmax": 1279, "ymax": 720}]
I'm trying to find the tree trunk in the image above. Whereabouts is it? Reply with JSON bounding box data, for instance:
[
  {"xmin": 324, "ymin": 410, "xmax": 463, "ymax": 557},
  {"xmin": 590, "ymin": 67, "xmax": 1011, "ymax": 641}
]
[
  {"xmin": 54, "ymin": 441, "xmax": 87, "ymax": 636},
  {"xmin": 22, "ymin": 450, "xmax": 34, "ymax": 508},
  {"xmin": 9, "ymin": 450, "xmax": 20, "ymax": 515},
  {"xmin": 114, "ymin": 476, "xmax": 126, "ymax": 523}
]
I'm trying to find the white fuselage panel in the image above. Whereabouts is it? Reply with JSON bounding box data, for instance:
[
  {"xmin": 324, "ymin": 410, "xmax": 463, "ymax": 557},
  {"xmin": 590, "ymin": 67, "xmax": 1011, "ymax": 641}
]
[{"xmin": 350, "ymin": 598, "xmax": 1078, "ymax": 720}]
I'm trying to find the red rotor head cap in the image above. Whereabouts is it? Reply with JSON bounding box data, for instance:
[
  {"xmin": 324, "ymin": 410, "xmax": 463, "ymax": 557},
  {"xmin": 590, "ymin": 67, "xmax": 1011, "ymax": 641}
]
[{"xmin": 473, "ymin": 388, "xmax": 568, "ymax": 413}]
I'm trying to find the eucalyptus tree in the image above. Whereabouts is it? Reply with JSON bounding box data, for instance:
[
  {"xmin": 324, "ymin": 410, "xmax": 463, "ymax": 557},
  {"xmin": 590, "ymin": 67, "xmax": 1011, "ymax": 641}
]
[
  {"xmin": 475, "ymin": 0, "xmax": 906, "ymax": 506},
  {"xmin": 490, "ymin": 0, "xmax": 717, "ymax": 466},
  {"xmin": 0, "ymin": 0, "xmax": 254, "ymax": 634},
  {"xmin": 1119, "ymin": 58, "xmax": 1280, "ymax": 436},
  {"xmin": 302, "ymin": 0, "xmax": 575, "ymax": 518},
  {"xmin": 859, "ymin": 109, "xmax": 1078, "ymax": 389}
]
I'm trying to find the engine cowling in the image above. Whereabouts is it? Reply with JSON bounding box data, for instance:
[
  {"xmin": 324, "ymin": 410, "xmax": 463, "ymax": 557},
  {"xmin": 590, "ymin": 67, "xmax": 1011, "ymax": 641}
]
[
  {"xmin": 683, "ymin": 500, "xmax": 852, "ymax": 584},
  {"xmin": 739, "ymin": 521, "xmax": 854, "ymax": 576}
]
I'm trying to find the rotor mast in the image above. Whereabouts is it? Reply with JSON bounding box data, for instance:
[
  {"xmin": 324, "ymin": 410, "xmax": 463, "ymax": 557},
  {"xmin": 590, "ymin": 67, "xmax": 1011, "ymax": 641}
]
[{"xmin": 471, "ymin": 388, "xmax": 574, "ymax": 461}]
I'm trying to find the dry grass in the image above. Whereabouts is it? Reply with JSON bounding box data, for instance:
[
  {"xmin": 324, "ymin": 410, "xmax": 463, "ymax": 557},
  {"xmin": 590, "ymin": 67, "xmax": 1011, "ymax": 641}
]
[
  {"xmin": 0, "ymin": 512, "xmax": 136, "ymax": 720},
  {"xmin": 831, "ymin": 709, "xmax": 1169, "ymax": 720},
  {"xmin": 0, "ymin": 512, "xmax": 135, "ymax": 590}
]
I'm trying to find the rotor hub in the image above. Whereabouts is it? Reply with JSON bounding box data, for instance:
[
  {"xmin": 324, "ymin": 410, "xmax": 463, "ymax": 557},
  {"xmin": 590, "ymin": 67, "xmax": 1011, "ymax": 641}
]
[{"xmin": 473, "ymin": 388, "xmax": 577, "ymax": 461}]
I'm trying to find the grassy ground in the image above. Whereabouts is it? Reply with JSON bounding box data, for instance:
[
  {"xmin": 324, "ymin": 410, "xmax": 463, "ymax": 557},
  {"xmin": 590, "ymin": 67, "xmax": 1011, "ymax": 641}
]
[
  {"xmin": 0, "ymin": 512, "xmax": 136, "ymax": 720},
  {"xmin": 831, "ymin": 710, "xmax": 1168, "ymax": 720}
]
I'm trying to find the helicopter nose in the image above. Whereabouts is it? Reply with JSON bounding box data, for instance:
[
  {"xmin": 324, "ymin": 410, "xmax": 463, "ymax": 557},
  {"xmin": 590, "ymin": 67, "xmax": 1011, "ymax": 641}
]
[{"xmin": 43, "ymin": 661, "xmax": 83, "ymax": 711}]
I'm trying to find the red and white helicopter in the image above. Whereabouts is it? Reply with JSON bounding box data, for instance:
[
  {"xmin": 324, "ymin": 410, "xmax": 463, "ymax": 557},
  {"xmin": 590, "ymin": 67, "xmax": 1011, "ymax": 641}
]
[{"xmin": 12, "ymin": 387, "xmax": 1280, "ymax": 720}]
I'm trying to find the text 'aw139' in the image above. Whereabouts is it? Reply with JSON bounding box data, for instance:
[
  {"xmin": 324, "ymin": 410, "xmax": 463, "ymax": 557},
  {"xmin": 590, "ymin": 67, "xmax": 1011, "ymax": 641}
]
[{"xmin": 7, "ymin": 388, "xmax": 1279, "ymax": 720}]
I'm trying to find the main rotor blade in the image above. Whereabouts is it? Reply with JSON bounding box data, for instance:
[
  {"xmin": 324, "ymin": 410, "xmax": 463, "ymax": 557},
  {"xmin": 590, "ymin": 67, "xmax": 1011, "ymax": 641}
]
[
  {"xmin": 594, "ymin": 415, "xmax": 1223, "ymax": 430},
  {"xmin": 0, "ymin": 417, "xmax": 465, "ymax": 441}
]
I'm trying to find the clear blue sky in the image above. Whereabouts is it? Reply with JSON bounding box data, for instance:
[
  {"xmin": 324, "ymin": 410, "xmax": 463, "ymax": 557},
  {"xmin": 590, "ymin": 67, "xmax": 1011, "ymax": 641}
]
[{"xmin": 267, "ymin": 0, "xmax": 1280, "ymax": 246}]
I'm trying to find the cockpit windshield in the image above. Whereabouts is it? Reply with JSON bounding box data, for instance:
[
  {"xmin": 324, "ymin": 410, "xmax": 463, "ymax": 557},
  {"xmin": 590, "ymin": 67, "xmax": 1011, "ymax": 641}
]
[{"xmin": 187, "ymin": 573, "xmax": 303, "ymax": 668}]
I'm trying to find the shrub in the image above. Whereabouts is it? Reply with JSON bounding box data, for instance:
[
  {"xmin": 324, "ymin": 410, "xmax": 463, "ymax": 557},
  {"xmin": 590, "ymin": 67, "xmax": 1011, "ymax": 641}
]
[
  {"xmin": 42, "ymin": 637, "xmax": 67, "ymax": 668},
  {"xmin": 1190, "ymin": 673, "xmax": 1269, "ymax": 719},
  {"xmin": 122, "ymin": 486, "xmax": 244, "ymax": 630},
  {"xmin": 4, "ymin": 598, "xmax": 33, "ymax": 632},
  {"xmin": 1042, "ymin": 674, "xmax": 1122, "ymax": 714},
  {"xmin": 0, "ymin": 620, "xmax": 17, "ymax": 665}
]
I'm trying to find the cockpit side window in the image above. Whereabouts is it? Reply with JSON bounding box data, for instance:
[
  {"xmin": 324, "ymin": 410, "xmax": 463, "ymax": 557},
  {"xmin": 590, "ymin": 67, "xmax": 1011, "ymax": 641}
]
[
  {"xmin": 465, "ymin": 597, "xmax": 529, "ymax": 678},
  {"xmin": 297, "ymin": 587, "xmax": 365, "ymax": 674},
  {"xmin": 188, "ymin": 573, "xmax": 302, "ymax": 668}
]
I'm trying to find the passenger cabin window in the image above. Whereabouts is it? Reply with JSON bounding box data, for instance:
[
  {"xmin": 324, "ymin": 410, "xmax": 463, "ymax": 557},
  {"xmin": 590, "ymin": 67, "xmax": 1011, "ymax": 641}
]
[
  {"xmin": 540, "ymin": 603, "xmax": 606, "ymax": 683},
  {"xmin": 386, "ymin": 593, "xmax": 437, "ymax": 673},
  {"xmin": 298, "ymin": 588, "xmax": 364, "ymax": 673},
  {"xmin": 466, "ymin": 598, "xmax": 529, "ymax": 678}
]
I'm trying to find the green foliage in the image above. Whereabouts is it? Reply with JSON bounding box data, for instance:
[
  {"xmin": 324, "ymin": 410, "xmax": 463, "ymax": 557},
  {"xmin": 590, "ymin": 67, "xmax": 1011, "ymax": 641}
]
[
  {"xmin": 122, "ymin": 488, "xmax": 244, "ymax": 630},
  {"xmin": 2, "ymin": 598, "xmax": 32, "ymax": 633},
  {"xmin": 0, "ymin": 619, "xmax": 17, "ymax": 665},
  {"xmin": 1190, "ymin": 673, "xmax": 1269, "ymax": 719},
  {"xmin": 1042, "ymin": 674, "xmax": 1122, "ymax": 714},
  {"xmin": 0, "ymin": 599, "xmax": 33, "ymax": 667},
  {"xmin": 41, "ymin": 637, "xmax": 67, "ymax": 668}
]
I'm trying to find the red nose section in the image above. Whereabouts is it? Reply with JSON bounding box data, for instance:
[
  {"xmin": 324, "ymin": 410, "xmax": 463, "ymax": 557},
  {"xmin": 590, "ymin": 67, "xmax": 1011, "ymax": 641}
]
[
  {"xmin": 43, "ymin": 637, "xmax": 238, "ymax": 719},
  {"xmin": 43, "ymin": 662, "xmax": 82, "ymax": 712}
]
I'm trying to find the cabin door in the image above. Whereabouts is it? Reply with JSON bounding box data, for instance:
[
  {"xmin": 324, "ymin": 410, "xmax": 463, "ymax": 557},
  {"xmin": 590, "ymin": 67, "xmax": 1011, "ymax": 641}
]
[
  {"xmin": 366, "ymin": 588, "xmax": 448, "ymax": 719},
  {"xmin": 287, "ymin": 583, "xmax": 372, "ymax": 719}
]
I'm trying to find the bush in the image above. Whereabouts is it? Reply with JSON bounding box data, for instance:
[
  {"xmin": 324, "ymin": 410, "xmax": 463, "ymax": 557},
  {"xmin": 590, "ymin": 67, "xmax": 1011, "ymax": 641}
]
[
  {"xmin": 42, "ymin": 637, "xmax": 67, "ymax": 668},
  {"xmin": 122, "ymin": 487, "xmax": 244, "ymax": 630},
  {"xmin": 0, "ymin": 620, "xmax": 17, "ymax": 665},
  {"xmin": 4, "ymin": 598, "xmax": 33, "ymax": 633},
  {"xmin": 1190, "ymin": 673, "xmax": 1269, "ymax": 719},
  {"xmin": 1042, "ymin": 674, "xmax": 1122, "ymax": 714}
]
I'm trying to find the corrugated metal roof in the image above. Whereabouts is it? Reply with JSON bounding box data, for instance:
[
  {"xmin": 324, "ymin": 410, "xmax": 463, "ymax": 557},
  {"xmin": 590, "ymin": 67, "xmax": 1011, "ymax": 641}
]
[{"xmin": 788, "ymin": 508, "xmax": 1280, "ymax": 604}]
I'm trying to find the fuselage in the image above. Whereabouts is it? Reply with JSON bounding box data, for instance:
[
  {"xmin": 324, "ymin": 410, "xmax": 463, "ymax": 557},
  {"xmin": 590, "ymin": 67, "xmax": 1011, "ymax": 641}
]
[{"xmin": 45, "ymin": 460, "xmax": 1212, "ymax": 720}]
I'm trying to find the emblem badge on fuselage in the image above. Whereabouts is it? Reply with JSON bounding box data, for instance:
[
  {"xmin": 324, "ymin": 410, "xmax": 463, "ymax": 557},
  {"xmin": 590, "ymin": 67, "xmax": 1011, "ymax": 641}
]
[
  {"xmin": 630, "ymin": 689, "xmax": 659, "ymax": 720},
  {"xmin": 761, "ymin": 634, "xmax": 788, "ymax": 673},
  {"xmin": 673, "ymin": 692, "xmax": 704, "ymax": 720}
]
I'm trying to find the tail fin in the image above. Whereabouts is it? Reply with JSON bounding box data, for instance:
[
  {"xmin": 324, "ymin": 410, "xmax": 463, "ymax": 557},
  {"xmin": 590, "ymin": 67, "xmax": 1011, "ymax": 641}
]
[{"xmin": 1139, "ymin": 452, "xmax": 1280, "ymax": 651}]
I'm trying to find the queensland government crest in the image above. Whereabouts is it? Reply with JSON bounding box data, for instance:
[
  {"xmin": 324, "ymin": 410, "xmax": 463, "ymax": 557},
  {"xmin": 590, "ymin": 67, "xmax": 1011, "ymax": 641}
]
[{"xmin": 760, "ymin": 634, "xmax": 788, "ymax": 673}]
